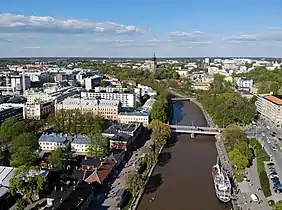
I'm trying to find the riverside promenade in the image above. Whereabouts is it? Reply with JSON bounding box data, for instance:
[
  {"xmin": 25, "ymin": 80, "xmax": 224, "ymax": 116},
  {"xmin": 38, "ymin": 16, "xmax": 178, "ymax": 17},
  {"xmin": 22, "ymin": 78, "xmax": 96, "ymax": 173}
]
[{"xmin": 167, "ymin": 88, "xmax": 246, "ymax": 210}]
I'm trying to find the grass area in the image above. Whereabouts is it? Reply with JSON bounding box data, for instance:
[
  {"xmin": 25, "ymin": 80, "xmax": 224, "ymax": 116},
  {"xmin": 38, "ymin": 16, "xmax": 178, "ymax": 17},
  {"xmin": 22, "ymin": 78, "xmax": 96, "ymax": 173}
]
[
  {"xmin": 234, "ymin": 169, "xmax": 245, "ymax": 182},
  {"xmin": 250, "ymin": 138, "xmax": 271, "ymax": 197}
]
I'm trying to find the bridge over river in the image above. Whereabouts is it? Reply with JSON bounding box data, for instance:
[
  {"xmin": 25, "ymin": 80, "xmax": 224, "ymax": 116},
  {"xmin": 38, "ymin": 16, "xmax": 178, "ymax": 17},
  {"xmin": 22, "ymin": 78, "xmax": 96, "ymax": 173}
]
[{"xmin": 170, "ymin": 125, "xmax": 222, "ymax": 137}]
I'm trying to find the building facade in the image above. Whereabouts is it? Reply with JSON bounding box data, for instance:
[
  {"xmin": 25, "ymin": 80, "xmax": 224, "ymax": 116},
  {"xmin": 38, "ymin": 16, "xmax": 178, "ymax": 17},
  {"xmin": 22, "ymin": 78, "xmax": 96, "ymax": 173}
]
[
  {"xmin": 56, "ymin": 97, "xmax": 120, "ymax": 121},
  {"xmin": 38, "ymin": 133, "xmax": 68, "ymax": 151},
  {"xmin": 24, "ymin": 101, "xmax": 55, "ymax": 120},
  {"xmin": 256, "ymin": 94, "xmax": 282, "ymax": 127},
  {"xmin": 81, "ymin": 91, "xmax": 135, "ymax": 108},
  {"xmin": 118, "ymin": 111, "xmax": 150, "ymax": 126},
  {"xmin": 235, "ymin": 77, "xmax": 253, "ymax": 90}
]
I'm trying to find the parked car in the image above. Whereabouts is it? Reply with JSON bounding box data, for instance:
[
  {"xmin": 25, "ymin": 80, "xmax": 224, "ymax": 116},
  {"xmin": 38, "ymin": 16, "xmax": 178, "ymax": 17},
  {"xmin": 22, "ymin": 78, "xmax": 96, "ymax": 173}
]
[
  {"xmin": 268, "ymin": 162, "xmax": 275, "ymax": 166},
  {"xmin": 250, "ymin": 194, "xmax": 259, "ymax": 202},
  {"xmin": 272, "ymin": 146, "xmax": 277, "ymax": 151}
]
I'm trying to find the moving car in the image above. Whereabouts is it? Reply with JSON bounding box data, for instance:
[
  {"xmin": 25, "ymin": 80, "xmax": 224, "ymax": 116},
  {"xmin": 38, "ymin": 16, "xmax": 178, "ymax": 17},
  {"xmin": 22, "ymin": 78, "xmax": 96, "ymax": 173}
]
[{"xmin": 272, "ymin": 146, "xmax": 277, "ymax": 151}]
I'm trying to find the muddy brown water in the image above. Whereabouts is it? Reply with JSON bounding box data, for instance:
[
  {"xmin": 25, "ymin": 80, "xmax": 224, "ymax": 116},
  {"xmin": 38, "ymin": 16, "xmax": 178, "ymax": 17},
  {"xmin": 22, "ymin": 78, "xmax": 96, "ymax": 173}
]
[{"xmin": 137, "ymin": 101, "xmax": 231, "ymax": 210}]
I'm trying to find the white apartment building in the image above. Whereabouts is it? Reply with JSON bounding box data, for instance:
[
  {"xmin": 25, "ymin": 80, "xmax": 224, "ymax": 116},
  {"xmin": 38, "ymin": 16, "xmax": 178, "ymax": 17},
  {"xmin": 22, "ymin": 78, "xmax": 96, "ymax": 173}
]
[
  {"xmin": 24, "ymin": 101, "xmax": 55, "ymax": 120},
  {"xmin": 10, "ymin": 75, "xmax": 31, "ymax": 93},
  {"xmin": 85, "ymin": 75, "xmax": 103, "ymax": 90},
  {"xmin": 118, "ymin": 111, "xmax": 150, "ymax": 126},
  {"xmin": 256, "ymin": 94, "xmax": 282, "ymax": 127},
  {"xmin": 71, "ymin": 135, "xmax": 91, "ymax": 154},
  {"xmin": 137, "ymin": 84, "xmax": 157, "ymax": 97},
  {"xmin": 235, "ymin": 77, "xmax": 253, "ymax": 90},
  {"xmin": 56, "ymin": 97, "xmax": 120, "ymax": 121},
  {"xmin": 81, "ymin": 91, "xmax": 135, "ymax": 108},
  {"xmin": 24, "ymin": 86, "xmax": 79, "ymax": 104},
  {"xmin": 39, "ymin": 133, "xmax": 68, "ymax": 151}
]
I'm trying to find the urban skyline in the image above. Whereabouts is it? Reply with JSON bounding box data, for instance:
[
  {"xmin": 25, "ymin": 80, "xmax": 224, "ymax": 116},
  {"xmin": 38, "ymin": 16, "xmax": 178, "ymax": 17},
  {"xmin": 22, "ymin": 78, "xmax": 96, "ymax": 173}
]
[{"xmin": 0, "ymin": 0, "xmax": 282, "ymax": 57}]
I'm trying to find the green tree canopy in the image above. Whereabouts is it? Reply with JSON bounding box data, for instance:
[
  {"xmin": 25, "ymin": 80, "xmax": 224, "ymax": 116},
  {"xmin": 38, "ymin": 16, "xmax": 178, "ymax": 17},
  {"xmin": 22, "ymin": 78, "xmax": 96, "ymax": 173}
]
[
  {"xmin": 48, "ymin": 110, "xmax": 104, "ymax": 135},
  {"xmin": 16, "ymin": 198, "xmax": 28, "ymax": 210},
  {"xmin": 0, "ymin": 117, "xmax": 25, "ymax": 143},
  {"xmin": 234, "ymin": 141, "xmax": 252, "ymax": 160},
  {"xmin": 11, "ymin": 132, "xmax": 37, "ymax": 153},
  {"xmin": 141, "ymin": 146, "xmax": 157, "ymax": 166},
  {"xmin": 151, "ymin": 122, "xmax": 171, "ymax": 148},
  {"xmin": 10, "ymin": 146, "xmax": 37, "ymax": 167},
  {"xmin": 125, "ymin": 171, "xmax": 145, "ymax": 196},
  {"xmin": 49, "ymin": 148, "xmax": 64, "ymax": 169},
  {"xmin": 9, "ymin": 166, "xmax": 47, "ymax": 202},
  {"xmin": 228, "ymin": 148, "xmax": 249, "ymax": 170},
  {"xmin": 223, "ymin": 124, "xmax": 246, "ymax": 151},
  {"xmin": 86, "ymin": 134, "xmax": 108, "ymax": 158}
]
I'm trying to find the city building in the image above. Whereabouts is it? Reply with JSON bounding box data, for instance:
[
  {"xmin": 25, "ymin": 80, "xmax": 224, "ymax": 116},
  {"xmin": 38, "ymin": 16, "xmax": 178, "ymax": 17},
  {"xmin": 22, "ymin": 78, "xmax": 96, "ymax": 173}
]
[
  {"xmin": 256, "ymin": 94, "xmax": 282, "ymax": 127},
  {"xmin": 0, "ymin": 104, "xmax": 23, "ymax": 124},
  {"xmin": 141, "ymin": 97, "xmax": 156, "ymax": 114},
  {"xmin": 235, "ymin": 77, "xmax": 253, "ymax": 91},
  {"xmin": 56, "ymin": 97, "xmax": 120, "ymax": 121},
  {"xmin": 0, "ymin": 166, "xmax": 16, "ymax": 200},
  {"xmin": 81, "ymin": 90, "xmax": 135, "ymax": 108},
  {"xmin": 24, "ymin": 86, "xmax": 79, "ymax": 104},
  {"xmin": 10, "ymin": 75, "xmax": 31, "ymax": 93},
  {"xmin": 24, "ymin": 100, "xmax": 55, "ymax": 120},
  {"xmin": 102, "ymin": 123, "xmax": 143, "ymax": 151},
  {"xmin": 85, "ymin": 75, "xmax": 103, "ymax": 91},
  {"xmin": 38, "ymin": 133, "xmax": 68, "ymax": 151},
  {"xmin": 118, "ymin": 111, "xmax": 150, "ymax": 126},
  {"xmin": 71, "ymin": 135, "xmax": 91, "ymax": 154}
]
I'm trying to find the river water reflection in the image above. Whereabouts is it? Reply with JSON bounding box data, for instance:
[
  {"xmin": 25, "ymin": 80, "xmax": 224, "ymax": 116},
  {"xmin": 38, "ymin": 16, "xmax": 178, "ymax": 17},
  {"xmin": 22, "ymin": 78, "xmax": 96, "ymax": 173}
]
[{"xmin": 137, "ymin": 101, "xmax": 231, "ymax": 210}]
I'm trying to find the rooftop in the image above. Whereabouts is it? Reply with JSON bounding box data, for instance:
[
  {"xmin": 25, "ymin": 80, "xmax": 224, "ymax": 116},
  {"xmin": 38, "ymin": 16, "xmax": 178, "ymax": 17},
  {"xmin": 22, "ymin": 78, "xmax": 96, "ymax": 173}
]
[
  {"xmin": 103, "ymin": 123, "xmax": 141, "ymax": 136},
  {"xmin": 72, "ymin": 135, "xmax": 91, "ymax": 145},
  {"xmin": 85, "ymin": 159, "xmax": 116, "ymax": 184},
  {"xmin": 39, "ymin": 133, "xmax": 68, "ymax": 143},
  {"xmin": 56, "ymin": 181, "xmax": 93, "ymax": 210},
  {"xmin": 118, "ymin": 111, "xmax": 148, "ymax": 117},
  {"xmin": 110, "ymin": 133, "xmax": 131, "ymax": 142},
  {"xmin": 265, "ymin": 95, "xmax": 282, "ymax": 105},
  {"xmin": 61, "ymin": 97, "xmax": 120, "ymax": 107},
  {"xmin": 0, "ymin": 166, "xmax": 16, "ymax": 198}
]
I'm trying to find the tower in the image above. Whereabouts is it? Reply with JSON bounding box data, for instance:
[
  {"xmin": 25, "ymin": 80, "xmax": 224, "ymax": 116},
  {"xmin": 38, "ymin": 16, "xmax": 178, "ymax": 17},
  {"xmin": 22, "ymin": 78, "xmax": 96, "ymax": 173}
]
[{"xmin": 151, "ymin": 53, "xmax": 157, "ymax": 72}]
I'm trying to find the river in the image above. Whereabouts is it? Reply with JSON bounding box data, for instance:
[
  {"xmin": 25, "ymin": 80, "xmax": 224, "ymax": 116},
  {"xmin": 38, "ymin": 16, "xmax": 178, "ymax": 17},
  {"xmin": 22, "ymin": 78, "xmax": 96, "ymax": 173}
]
[{"xmin": 137, "ymin": 100, "xmax": 231, "ymax": 210}]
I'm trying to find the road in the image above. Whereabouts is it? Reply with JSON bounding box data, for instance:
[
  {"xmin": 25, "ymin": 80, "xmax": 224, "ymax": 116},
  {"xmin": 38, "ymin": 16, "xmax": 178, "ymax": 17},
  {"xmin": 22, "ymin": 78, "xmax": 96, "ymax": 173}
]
[{"xmin": 89, "ymin": 149, "xmax": 143, "ymax": 210}]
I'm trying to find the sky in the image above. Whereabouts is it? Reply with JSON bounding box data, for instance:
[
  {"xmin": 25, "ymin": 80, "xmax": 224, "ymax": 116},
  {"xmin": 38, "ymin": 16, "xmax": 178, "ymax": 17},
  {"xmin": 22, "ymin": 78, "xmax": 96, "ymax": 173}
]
[{"xmin": 0, "ymin": 0, "xmax": 282, "ymax": 57}]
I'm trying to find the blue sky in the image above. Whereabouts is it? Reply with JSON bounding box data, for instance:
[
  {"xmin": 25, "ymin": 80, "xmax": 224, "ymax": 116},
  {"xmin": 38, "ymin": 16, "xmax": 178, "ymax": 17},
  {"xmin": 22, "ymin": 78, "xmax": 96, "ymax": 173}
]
[{"xmin": 0, "ymin": 0, "xmax": 282, "ymax": 57}]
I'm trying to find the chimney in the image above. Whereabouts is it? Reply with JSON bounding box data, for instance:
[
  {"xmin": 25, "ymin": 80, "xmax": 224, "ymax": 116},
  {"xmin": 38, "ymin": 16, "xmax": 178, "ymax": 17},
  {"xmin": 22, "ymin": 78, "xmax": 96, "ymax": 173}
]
[
  {"xmin": 60, "ymin": 198, "xmax": 63, "ymax": 203},
  {"xmin": 73, "ymin": 185, "xmax": 76, "ymax": 191},
  {"xmin": 84, "ymin": 156, "xmax": 87, "ymax": 161},
  {"xmin": 60, "ymin": 186, "xmax": 63, "ymax": 192},
  {"xmin": 54, "ymin": 186, "xmax": 57, "ymax": 191}
]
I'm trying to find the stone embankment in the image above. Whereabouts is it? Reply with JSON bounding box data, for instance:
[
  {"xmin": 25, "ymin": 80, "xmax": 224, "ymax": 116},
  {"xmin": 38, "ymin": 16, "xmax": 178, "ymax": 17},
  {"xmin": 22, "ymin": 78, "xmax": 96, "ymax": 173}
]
[{"xmin": 129, "ymin": 143, "xmax": 165, "ymax": 210}]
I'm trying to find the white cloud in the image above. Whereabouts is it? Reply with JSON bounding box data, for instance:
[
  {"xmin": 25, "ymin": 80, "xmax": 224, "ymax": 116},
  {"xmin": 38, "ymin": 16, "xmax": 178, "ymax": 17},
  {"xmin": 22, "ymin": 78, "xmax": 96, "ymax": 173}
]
[
  {"xmin": 0, "ymin": 25, "xmax": 282, "ymax": 57},
  {"xmin": 0, "ymin": 13, "xmax": 143, "ymax": 35}
]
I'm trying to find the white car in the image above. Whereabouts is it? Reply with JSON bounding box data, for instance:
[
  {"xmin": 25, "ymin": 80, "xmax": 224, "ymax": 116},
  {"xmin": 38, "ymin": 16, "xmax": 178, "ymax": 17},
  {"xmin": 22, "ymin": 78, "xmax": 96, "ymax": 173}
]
[
  {"xmin": 250, "ymin": 194, "xmax": 259, "ymax": 202},
  {"xmin": 267, "ymin": 139, "xmax": 271, "ymax": 143},
  {"xmin": 272, "ymin": 146, "xmax": 276, "ymax": 151},
  {"xmin": 262, "ymin": 133, "xmax": 265, "ymax": 137}
]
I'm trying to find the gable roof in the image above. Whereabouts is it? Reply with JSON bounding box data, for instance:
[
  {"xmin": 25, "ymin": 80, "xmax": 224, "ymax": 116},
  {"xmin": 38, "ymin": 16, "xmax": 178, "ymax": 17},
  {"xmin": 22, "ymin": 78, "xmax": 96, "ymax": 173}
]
[{"xmin": 85, "ymin": 160, "xmax": 116, "ymax": 184}]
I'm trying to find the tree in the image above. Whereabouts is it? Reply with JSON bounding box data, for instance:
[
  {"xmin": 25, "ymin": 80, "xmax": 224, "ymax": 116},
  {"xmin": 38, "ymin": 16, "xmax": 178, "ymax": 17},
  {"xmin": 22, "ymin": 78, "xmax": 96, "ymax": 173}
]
[
  {"xmin": 151, "ymin": 100, "xmax": 167, "ymax": 122},
  {"xmin": 49, "ymin": 148, "xmax": 64, "ymax": 169},
  {"xmin": 9, "ymin": 166, "xmax": 47, "ymax": 203},
  {"xmin": 222, "ymin": 124, "xmax": 246, "ymax": 151},
  {"xmin": 10, "ymin": 147, "xmax": 37, "ymax": 167},
  {"xmin": 11, "ymin": 132, "xmax": 37, "ymax": 153},
  {"xmin": 228, "ymin": 149, "xmax": 248, "ymax": 170},
  {"xmin": 0, "ymin": 117, "xmax": 25, "ymax": 143},
  {"xmin": 142, "ymin": 146, "xmax": 157, "ymax": 166},
  {"xmin": 151, "ymin": 122, "xmax": 171, "ymax": 148},
  {"xmin": 16, "ymin": 198, "xmax": 28, "ymax": 210},
  {"xmin": 87, "ymin": 134, "xmax": 108, "ymax": 158},
  {"xmin": 125, "ymin": 171, "xmax": 145, "ymax": 196},
  {"xmin": 234, "ymin": 141, "xmax": 252, "ymax": 160}
]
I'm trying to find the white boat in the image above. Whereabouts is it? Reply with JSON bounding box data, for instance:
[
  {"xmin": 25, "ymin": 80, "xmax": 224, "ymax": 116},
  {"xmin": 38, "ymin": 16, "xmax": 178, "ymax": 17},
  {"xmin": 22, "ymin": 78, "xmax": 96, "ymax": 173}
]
[{"xmin": 212, "ymin": 159, "xmax": 232, "ymax": 203}]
